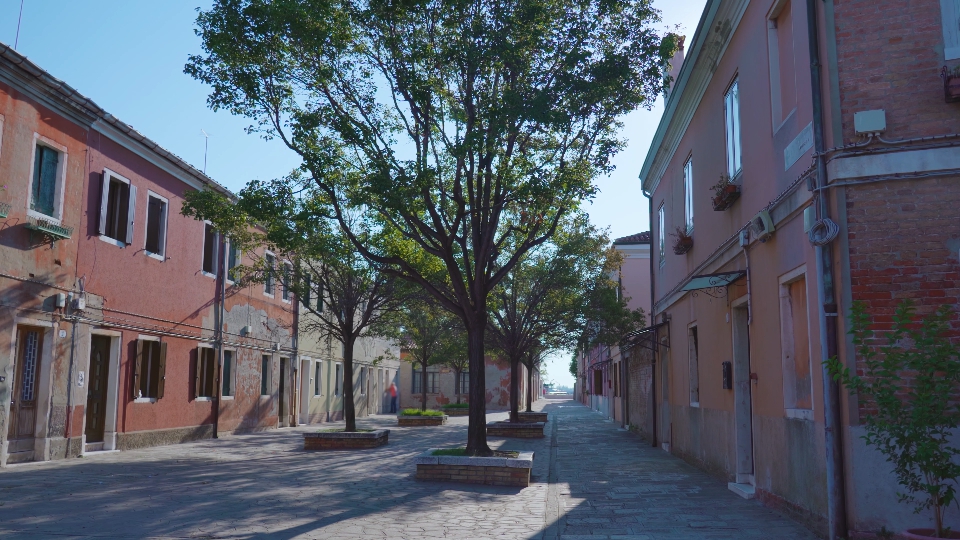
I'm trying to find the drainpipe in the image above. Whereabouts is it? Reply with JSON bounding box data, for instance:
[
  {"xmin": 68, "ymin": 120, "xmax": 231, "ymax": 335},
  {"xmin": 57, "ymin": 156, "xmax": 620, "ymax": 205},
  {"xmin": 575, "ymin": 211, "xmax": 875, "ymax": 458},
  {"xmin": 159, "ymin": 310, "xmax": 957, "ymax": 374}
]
[
  {"xmin": 213, "ymin": 236, "xmax": 226, "ymax": 439},
  {"xmin": 806, "ymin": 0, "xmax": 847, "ymax": 538},
  {"xmin": 643, "ymin": 188, "xmax": 658, "ymax": 448}
]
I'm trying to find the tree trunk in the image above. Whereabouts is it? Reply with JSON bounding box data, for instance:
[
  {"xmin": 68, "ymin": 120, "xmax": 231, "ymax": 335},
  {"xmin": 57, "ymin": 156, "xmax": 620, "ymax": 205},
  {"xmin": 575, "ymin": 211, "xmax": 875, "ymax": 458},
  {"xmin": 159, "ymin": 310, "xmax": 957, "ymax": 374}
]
[
  {"xmin": 526, "ymin": 363, "xmax": 534, "ymax": 412},
  {"xmin": 421, "ymin": 358, "xmax": 428, "ymax": 411},
  {"xmin": 466, "ymin": 323, "xmax": 491, "ymax": 456},
  {"xmin": 509, "ymin": 356, "xmax": 521, "ymax": 422},
  {"xmin": 343, "ymin": 338, "xmax": 357, "ymax": 432}
]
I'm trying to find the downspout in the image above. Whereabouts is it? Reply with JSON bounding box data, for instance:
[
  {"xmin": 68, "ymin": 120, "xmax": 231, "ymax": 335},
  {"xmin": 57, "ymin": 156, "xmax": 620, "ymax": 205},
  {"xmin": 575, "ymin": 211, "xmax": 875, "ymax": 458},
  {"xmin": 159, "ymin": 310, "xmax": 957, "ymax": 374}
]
[
  {"xmin": 213, "ymin": 236, "xmax": 226, "ymax": 439},
  {"xmin": 642, "ymin": 189, "xmax": 657, "ymax": 447},
  {"xmin": 807, "ymin": 0, "xmax": 847, "ymax": 538}
]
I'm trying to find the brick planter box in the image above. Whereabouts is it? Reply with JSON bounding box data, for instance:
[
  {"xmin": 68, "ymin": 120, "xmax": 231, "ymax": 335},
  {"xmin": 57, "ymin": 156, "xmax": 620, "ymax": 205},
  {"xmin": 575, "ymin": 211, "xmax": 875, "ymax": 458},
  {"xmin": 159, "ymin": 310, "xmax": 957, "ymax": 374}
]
[
  {"xmin": 397, "ymin": 415, "xmax": 447, "ymax": 426},
  {"xmin": 440, "ymin": 407, "xmax": 470, "ymax": 416},
  {"xmin": 486, "ymin": 421, "xmax": 546, "ymax": 438},
  {"xmin": 303, "ymin": 429, "xmax": 389, "ymax": 450},
  {"xmin": 415, "ymin": 450, "xmax": 534, "ymax": 487},
  {"xmin": 517, "ymin": 411, "xmax": 548, "ymax": 423}
]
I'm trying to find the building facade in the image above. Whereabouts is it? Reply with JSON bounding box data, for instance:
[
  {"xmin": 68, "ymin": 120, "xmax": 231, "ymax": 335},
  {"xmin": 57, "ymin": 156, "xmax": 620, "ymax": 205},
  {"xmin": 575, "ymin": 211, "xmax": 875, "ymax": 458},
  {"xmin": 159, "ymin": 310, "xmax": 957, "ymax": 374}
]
[
  {"xmin": 398, "ymin": 355, "xmax": 541, "ymax": 412},
  {"xmin": 640, "ymin": 0, "xmax": 960, "ymax": 536}
]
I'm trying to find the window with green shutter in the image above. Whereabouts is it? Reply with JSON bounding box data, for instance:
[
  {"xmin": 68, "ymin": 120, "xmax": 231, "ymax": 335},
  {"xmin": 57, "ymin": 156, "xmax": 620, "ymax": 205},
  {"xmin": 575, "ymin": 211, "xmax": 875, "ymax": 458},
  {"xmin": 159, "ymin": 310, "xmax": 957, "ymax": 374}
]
[{"xmin": 31, "ymin": 145, "xmax": 60, "ymax": 217}]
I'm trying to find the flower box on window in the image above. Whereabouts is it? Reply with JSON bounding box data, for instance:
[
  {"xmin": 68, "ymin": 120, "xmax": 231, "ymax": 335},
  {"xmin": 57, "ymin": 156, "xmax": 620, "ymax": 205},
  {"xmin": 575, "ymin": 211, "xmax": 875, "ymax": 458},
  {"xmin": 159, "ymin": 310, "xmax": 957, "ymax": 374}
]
[
  {"xmin": 671, "ymin": 226, "xmax": 693, "ymax": 255},
  {"xmin": 710, "ymin": 175, "xmax": 741, "ymax": 211},
  {"xmin": 0, "ymin": 202, "xmax": 10, "ymax": 218},
  {"xmin": 943, "ymin": 66, "xmax": 960, "ymax": 103},
  {"xmin": 26, "ymin": 216, "xmax": 73, "ymax": 243}
]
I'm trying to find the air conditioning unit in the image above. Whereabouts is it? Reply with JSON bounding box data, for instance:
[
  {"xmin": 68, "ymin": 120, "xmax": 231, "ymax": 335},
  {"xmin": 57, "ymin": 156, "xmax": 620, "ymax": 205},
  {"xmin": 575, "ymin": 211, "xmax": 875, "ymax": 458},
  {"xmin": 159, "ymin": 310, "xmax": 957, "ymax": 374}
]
[{"xmin": 751, "ymin": 210, "xmax": 775, "ymax": 243}]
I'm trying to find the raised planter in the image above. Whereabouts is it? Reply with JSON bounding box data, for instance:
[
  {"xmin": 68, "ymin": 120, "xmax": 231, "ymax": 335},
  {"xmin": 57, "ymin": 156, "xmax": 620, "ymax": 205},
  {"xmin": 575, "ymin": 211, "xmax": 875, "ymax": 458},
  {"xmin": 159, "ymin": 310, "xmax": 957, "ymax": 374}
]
[
  {"xmin": 398, "ymin": 414, "xmax": 447, "ymax": 426},
  {"xmin": 440, "ymin": 407, "xmax": 470, "ymax": 416},
  {"xmin": 303, "ymin": 429, "xmax": 389, "ymax": 450},
  {"xmin": 486, "ymin": 421, "xmax": 546, "ymax": 438},
  {"xmin": 517, "ymin": 411, "xmax": 548, "ymax": 423},
  {"xmin": 415, "ymin": 449, "xmax": 534, "ymax": 487}
]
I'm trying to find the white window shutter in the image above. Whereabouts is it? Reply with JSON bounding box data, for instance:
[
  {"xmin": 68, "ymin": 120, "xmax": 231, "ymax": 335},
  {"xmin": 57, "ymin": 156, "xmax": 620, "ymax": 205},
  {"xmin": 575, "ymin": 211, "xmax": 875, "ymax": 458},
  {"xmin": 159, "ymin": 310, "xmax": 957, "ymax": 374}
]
[
  {"xmin": 98, "ymin": 173, "xmax": 109, "ymax": 236},
  {"xmin": 944, "ymin": 0, "xmax": 960, "ymax": 60},
  {"xmin": 125, "ymin": 184, "xmax": 137, "ymax": 245}
]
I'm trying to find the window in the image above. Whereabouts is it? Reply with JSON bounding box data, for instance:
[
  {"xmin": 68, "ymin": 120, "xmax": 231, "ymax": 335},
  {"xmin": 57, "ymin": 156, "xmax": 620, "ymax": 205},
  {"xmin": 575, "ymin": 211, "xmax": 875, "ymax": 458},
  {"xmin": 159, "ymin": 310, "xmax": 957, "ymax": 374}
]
[
  {"xmin": 413, "ymin": 369, "xmax": 439, "ymax": 394},
  {"xmin": 593, "ymin": 369, "xmax": 603, "ymax": 395},
  {"xmin": 335, "ymin": 363, "xmax": 342, "ymax": 396},
  {"xmin": 282, "ymin": 262, "xmax": 292, "ymax": 302},
  {"xmin": 196, "ymin": 346, "xmax": 216, "ymax": 399},
  {"xmin": 613, "ymin": 362, "xmax": 620, "ymax": 398},
  {"xmin": 768, "ymin": 0, "xmax": 797, "ymax": 125},
  {"xmin": 683, "ymin": 158, "xmax": 694, "ymax": 233},
  {"xmin": 264, "ymin": 253, "xmax": 276, "ymax": 295},
  {"xmin": 302, "ymin": 274, "xmax": 311, "ymax": 308},
  {"xmin": 222, "ymin": 350, "xmax": 235, "ymax": 397},
  {"xmin": 943, "ymin": 0, "xmax": 960, "ymax": 60},
  {"xmin": 457, "ymin": 371, "xmax": 470, "ymax": 395},
  {"xmin": 261, "ymin": 355, "xmax": 272, "ymax": 396},
  {"xmin": 133, "ymin": 339, "xmax": 166, "ymax": 400},
  {"xmin": 145, "ymin": 193, "xmax": 168, "ymax": 258},
  {"xmin": 316, "ymin": 281, "xmax": 324, "ymax": 312},
  {"xmin": 202, "ymin": 223, "xmax": 219, "ymax": 275},
  {"xmin": 226, "ymin": 240, "xmax": 239, "ymax": 282},
  {"xmin": 359, "ymin": 366, "xmax": 367, "ymax": 394},
  {"xmin": 658, "ymin": 204, "xmax": 665, "ymax": 264},
  {"xmin": 30, "ymin": 142, "xmax": 64, "ymax": 220},
  {"xmin": 314, "ymin": 361, "xmax": 322, "ymax": 397},
  {"xmin": 688, "ymin": 325, "xmax": 700, "ymax": 406},
  {"xmin": 780, "ymin": 271, "xmax": 813, "ymax": 414},
  {"xmin": 724, "ymin": 79, "xmax": 742, "ymax": 178},
  {"xmin": 98, "ymin": 169, "xmax": 136, "ymax": 245}
]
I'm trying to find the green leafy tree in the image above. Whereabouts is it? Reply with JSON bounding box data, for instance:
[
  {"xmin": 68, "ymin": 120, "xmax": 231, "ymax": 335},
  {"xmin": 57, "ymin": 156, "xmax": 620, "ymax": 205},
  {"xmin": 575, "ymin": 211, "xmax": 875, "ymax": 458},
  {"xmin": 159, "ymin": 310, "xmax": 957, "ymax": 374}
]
[
  {"xmin": 487, "ymin": 215, "xmax": 611, "ymax": 421},
  {"xmin": 826, "ymin": 300, "xmax": 960, "ymax": 538},
  {"xmin": 568, "ymin": 355, "xmax": 578, "ymax": 379},
  {"xmin": 390, "ymin": 296, "xmax": 463, "ymax": 411},
  {"xmin": 181, "ymin": 182, "xmax": 405, "ymax": 432},
  {"xmin": 187, "ymin": 0, "xmax": 678, "ymax": 454}
]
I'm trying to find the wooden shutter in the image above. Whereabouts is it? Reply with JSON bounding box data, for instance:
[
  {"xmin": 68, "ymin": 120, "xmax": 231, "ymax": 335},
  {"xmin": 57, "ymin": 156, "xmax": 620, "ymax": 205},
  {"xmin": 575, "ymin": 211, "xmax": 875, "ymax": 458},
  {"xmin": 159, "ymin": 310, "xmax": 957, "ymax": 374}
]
[
  {"xmin": 194, "ymin": 347, "xmax": 202, "ymax": 399},
  {"xmin": 125, "ymin": 184, "xmax": 137, "ymax": 245},
  {"xmin": 98, "ymin": 173, "xmax": 110, "ymax": 236},
  {"xmin": 133, "ymin": 339, "xmax": 143, "ymax": 399},
  {"xmin": 157, "ymin": 342, "xmax": 167, "ymax": 399}
]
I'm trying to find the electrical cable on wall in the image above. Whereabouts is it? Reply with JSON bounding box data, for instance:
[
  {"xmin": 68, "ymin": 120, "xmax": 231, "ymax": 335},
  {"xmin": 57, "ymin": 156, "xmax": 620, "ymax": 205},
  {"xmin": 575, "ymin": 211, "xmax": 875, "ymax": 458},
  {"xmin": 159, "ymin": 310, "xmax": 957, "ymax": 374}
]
[{"xmin": 808, "ymin": 218, "xmax": 840, "ymax": 246}]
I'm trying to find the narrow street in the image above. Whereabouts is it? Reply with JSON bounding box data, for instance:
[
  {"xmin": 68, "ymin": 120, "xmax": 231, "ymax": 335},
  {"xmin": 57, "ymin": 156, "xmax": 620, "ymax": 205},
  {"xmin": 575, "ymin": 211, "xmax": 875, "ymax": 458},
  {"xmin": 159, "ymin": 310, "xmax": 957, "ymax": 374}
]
[{"xmin": 0, "ymin": 400, "xmax": 815, "ymax": 539}]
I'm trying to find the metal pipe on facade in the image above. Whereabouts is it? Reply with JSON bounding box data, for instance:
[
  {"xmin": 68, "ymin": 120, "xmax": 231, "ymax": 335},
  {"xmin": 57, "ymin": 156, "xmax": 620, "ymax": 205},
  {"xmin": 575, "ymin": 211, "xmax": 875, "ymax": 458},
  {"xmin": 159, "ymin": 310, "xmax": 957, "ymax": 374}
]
[
  {"xmin": 806, "ymin": 0, "xmax": 847, "ymax": 537},
  {"xmin": 643, "ymin": 188, "xmax": 658, "ymax": 447},
  {"xmin": 213, "ymin": 235, "xmax": 227, "ymax": 439}
]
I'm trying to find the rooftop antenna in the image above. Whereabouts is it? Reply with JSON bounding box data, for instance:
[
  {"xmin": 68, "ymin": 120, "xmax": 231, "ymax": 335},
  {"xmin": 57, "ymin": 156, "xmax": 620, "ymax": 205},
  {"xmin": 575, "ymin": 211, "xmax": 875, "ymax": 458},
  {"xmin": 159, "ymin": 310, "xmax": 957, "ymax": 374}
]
[
  {"xmin": 200, "ymin": 129, "xmax": 209, "ymax": 174},
  {"xmin": 14, "ymin": 0, "xmax": 24, "ymax": 50}
]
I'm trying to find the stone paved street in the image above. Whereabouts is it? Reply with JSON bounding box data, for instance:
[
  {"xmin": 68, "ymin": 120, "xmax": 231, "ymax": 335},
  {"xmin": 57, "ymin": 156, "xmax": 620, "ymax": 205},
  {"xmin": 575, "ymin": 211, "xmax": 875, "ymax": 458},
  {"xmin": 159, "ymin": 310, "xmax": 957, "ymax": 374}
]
[{"xmin": 0, "ymin": 400, "xmax": 817, "ymax": 539}]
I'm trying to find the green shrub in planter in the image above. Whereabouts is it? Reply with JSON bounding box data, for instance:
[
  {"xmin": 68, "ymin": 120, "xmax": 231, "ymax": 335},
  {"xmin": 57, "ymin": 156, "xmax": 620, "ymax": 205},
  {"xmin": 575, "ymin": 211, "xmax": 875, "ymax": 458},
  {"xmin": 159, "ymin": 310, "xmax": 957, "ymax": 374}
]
[
  {"xmin": 400, "ymin": 408, "xmax": 444, "ymax": 417},
  {"xmin": 826, "ymin": 301, "xmax": 960, "ymax": 539}
]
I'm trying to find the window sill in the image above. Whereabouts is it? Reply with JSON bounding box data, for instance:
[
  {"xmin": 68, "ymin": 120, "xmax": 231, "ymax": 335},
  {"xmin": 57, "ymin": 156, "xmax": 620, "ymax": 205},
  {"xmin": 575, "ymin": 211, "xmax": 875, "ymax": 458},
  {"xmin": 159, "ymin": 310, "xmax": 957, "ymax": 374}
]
[
  {"xmin": 145, "ymin": 251, "xmax": 165, "ymax": 262},
  {"xmin": 281, "ymin": 298, "xmax": 292, "ymax": 304},
  {"xmin": 98, "ymin": 235, "xmax": 126, "ymax": 248},
  {"xmin": 27, "ymin": 209, "xmax": 62, "ymax": 226},
  {"xmin": 690, "ymin": 401, "xmax": 700, "ymax": 408},
  {"xmin": 221, "ymin": 396, "xmax": 234, "ymax": 401},
  {"xmin": 313, "ymin": 394, "xmax": 323, "ymax": 399},
  {"xmin": 134, "ymin": 397, "xmax": 158, "ymax": 404},
  {"xmin": 785, "ymin": 408, "xmax": 813, "ymax": 421},
  {"xmin": 263, "ymin": 291, "xmax": 275, "ymax": 298},
  {"xmin": 201, "ymin": 271, "xmax": 217, "ymax": 279},
  {"xmin": 195, "ymin": 397, "xmax": 213, "ymax": 402}
]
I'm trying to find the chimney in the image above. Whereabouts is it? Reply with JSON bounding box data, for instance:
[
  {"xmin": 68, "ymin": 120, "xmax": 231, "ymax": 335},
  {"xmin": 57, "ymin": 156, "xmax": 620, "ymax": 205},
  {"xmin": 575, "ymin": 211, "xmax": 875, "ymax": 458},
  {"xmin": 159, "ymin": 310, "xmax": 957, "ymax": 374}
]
[{"xmin": 664, "ymin": 37, "xmax": 686, "ymax": 101}]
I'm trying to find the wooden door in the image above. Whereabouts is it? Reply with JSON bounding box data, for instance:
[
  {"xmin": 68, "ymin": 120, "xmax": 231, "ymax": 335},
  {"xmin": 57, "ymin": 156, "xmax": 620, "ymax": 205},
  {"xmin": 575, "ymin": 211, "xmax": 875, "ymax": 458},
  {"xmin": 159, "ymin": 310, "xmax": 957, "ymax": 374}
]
[
  {"xmin": 8, "ymin": 327, "xmax": 43, "ymax": 453},
  {"xmin": 278, "ymin": 358, "xmax": 287, "ymax": 426},
  {"xmin": 732, "ymin": 305, "xmax": 755, "ymax": 484},
  {"xmin": 85, "ymin": 336, "xmax": 111, "ymax": 444}
]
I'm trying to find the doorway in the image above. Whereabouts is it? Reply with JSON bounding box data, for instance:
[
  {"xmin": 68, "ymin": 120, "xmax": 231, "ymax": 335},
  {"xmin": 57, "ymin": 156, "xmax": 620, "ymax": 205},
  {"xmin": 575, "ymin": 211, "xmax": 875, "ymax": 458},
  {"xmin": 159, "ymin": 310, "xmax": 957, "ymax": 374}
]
[
  {"xmin": 85, "ymin": 335, "xmax": 111, "ymax": 446},
  {"xmin": 732, "ymin": 304, "xmax": 755, "ymax": 485},
  {"xmin": 278, "ymin": 357, "xmax": 288, "ymax": 427},
  {"xmin": 8, "ymin": 326, "xmax": 44, "ymax": 460}
]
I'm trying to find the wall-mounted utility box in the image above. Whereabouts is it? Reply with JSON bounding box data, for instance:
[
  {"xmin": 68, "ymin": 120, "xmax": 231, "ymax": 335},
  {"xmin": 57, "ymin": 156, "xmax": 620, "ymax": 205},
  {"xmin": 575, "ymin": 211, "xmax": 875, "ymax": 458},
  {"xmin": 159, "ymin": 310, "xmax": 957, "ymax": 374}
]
[
  {"xmin": 854, "ymin": 109, "xmax": 886, "ymax": 135},
  {"xmin": 751, "ymin": 210, "xmax": 776, "ymax": 242}
]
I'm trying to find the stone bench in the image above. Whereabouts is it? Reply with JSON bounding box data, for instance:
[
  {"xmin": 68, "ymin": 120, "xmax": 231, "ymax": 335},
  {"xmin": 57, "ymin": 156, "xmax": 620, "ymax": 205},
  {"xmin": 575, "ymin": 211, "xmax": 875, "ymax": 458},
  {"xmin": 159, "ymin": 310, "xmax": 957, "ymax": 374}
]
[
  {"xmin": 397, "ymin": 415, "xmax": 447, "ymax": 426},
  {"xmin": 486, "ymin": 421, "xmax": 546, "ymax": 438},
  {"xmin": 518, "ymin": 411, "xmax": 548, "ymax": 423},
  {"xmin": 303, "ymin": 429, "xmax": 389, "ymax": 450},
  {"xmin": 415, "ymin": 450, "xmax": 534, "ymax": 487}
]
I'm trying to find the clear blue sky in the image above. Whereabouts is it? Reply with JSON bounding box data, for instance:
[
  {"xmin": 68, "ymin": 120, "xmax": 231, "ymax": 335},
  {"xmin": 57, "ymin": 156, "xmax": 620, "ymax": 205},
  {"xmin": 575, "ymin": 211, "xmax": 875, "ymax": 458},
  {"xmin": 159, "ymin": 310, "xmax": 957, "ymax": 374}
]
[{"xmin": 1, "ymin": 0, "xmax": 707, "ymax": 387}]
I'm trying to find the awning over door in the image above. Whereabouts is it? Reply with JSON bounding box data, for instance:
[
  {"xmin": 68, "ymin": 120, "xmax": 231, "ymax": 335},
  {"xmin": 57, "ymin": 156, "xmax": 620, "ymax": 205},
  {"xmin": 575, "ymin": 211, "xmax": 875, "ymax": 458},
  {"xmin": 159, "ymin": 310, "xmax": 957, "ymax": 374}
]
[{"xmin": 681, "ymin": 271, "xmax": 746, "ymax": 292}]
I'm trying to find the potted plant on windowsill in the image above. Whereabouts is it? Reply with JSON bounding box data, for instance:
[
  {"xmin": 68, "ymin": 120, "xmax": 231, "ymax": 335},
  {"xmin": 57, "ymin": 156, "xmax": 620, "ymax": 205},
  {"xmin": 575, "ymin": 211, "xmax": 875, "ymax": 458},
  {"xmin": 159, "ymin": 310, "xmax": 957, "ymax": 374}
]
[
  {"xmin": 826, "ymin": 300, "xmax": 960, "ymax": 539},
  {"xmin": 671, "ymin": 226, "xmax": 693, "ymax": 255},
  {"xmin": 710, "ymin": 174, "xmax": 741, "ymax": 211},
  {"xmin": 943, "ymin": 66, "xmax": 960, "ymax": 103}
]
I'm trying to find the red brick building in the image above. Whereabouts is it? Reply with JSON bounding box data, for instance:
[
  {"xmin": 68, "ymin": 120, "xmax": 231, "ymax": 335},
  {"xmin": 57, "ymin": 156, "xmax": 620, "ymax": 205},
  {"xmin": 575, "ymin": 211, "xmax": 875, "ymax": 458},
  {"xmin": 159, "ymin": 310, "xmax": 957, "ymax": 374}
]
[{"xmin": 640, "ymin": 0, "xmax": 960, "ymax": 537}]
